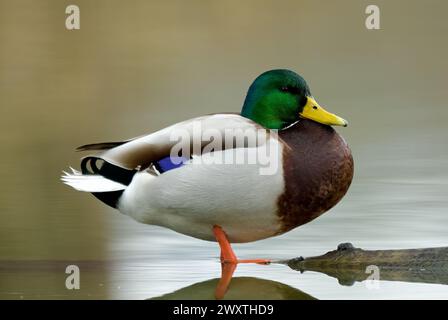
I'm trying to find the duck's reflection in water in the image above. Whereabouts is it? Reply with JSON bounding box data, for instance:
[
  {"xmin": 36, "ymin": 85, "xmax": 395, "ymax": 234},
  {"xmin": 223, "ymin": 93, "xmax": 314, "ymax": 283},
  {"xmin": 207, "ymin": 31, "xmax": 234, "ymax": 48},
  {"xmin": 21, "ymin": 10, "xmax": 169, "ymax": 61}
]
[{"xmin": 151, "ymin": 263, "xmax": 315, "ymax": 300}]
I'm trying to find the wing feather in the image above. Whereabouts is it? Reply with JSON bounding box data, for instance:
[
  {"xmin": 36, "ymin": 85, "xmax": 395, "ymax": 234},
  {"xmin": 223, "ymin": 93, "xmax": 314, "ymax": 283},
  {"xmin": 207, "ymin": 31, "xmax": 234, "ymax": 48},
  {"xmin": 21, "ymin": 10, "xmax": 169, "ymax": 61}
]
[
  {"xmin": 76, "ymin": 141, "xmax": 128, "ymax": 151},
  {"xmin": 79, "ymin": 114, "xmax": 276, "ymax": 171}
]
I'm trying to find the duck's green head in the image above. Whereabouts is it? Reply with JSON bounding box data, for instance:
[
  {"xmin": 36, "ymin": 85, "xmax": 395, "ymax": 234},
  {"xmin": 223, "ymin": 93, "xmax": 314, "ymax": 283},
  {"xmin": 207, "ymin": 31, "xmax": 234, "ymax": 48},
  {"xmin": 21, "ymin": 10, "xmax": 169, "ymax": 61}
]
[{"xmin": 241, "ymin": 69, "xmax": 347, "ymax": 129}]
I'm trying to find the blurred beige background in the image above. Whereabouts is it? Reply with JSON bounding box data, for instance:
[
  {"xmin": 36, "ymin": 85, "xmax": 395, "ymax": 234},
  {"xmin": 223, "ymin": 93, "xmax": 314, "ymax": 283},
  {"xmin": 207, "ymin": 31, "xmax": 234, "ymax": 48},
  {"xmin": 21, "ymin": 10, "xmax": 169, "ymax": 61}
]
[{"xmin": 0, "ymin": 0, "xmax": 447, "ymax": 299}]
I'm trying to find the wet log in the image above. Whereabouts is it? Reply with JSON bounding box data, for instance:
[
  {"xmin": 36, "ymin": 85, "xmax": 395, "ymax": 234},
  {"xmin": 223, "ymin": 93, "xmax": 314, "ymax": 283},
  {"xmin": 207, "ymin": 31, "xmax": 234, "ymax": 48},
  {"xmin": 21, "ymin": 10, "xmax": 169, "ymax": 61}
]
[{"xmin": 285, "ymin": 243, "xmax": 448, "ymax": 286}]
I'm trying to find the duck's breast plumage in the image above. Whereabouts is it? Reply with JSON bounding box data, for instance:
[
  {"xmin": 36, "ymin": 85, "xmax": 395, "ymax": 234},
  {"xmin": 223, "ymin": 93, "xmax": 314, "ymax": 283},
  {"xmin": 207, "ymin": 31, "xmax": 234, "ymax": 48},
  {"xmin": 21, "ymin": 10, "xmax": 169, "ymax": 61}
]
[{"xmin": 277, "ymin": 119, "xmax": 354, "ymax": 232}]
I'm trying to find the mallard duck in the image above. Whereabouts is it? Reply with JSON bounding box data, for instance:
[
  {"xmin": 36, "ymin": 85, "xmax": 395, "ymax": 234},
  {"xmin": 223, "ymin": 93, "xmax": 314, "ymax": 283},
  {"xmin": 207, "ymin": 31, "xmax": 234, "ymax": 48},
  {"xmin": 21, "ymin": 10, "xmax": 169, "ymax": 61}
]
[{"xmin": 62, "ymin": 69, "xmax": 353, "ymax": 264}]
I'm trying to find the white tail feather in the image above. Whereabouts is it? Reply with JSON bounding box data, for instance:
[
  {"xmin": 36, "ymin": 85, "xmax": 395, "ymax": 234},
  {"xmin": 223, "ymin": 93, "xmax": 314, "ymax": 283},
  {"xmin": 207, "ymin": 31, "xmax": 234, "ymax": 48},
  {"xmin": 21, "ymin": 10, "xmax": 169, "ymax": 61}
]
[{"xmin": 61, "ymin": 169, "xmax": 126, "ymax": 192}]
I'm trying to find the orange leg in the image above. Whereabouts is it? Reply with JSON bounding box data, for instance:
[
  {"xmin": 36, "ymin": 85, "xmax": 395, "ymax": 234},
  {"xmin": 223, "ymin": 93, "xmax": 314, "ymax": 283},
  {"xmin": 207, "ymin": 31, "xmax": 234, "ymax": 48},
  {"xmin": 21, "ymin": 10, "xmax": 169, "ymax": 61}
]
[{"xmin": 212, "ymin": 225, "xmax": 271, "ymax": 265}]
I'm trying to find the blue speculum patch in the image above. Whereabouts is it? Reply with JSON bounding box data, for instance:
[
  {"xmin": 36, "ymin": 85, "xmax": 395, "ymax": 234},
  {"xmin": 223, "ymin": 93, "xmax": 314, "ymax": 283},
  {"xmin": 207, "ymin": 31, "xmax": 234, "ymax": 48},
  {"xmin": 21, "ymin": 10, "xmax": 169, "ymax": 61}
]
[{"xmin": 155, "ymin": 156, "xmax": 189, "ymax": 173}]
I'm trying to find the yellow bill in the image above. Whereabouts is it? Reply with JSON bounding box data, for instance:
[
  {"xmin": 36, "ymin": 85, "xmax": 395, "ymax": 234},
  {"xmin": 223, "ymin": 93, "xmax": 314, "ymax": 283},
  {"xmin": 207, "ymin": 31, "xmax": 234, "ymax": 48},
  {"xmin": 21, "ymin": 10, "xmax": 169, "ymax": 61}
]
[{"xmin": 299, "ymin": 97, "xmax": 348, "ymax": 127}]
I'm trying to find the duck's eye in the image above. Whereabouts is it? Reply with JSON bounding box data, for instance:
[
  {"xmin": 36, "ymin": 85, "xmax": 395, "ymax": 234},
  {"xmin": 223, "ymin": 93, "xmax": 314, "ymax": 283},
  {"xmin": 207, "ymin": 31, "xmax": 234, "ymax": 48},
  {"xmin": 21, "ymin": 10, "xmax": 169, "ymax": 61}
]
[
  {"xmin": 313, "ymin": 106, "xmax": 318, "ymax": 110},
  {"xmin": 280, "ymin": 86, "xmax": 300, "ymax": 94}
]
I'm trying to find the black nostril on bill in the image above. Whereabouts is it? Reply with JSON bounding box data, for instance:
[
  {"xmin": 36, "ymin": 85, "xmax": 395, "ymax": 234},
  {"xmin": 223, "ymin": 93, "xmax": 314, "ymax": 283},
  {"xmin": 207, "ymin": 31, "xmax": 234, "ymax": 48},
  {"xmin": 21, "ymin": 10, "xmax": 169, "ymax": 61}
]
[{"xmin": 312, "ymin": 106, "xmax": 318, "ymax": 110}]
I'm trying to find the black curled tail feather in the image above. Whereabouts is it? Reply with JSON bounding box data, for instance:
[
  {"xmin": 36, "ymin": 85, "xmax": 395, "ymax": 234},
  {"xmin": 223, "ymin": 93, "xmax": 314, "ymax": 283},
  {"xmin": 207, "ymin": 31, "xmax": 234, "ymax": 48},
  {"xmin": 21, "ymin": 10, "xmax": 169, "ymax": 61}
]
[{"xmin": 81, "ymin": 157, "xmax": 138, "ymax": 209}]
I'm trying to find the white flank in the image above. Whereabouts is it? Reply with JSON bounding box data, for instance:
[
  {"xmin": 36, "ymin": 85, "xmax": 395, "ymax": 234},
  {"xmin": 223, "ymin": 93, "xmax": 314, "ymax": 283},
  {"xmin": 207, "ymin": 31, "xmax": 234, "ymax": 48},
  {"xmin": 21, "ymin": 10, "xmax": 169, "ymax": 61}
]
[
  {"xmin": 61, "ymin": 168, "xmax": 126, "ymax": 192},
  {"xmin": 118, "ymin": 138, "xmax": 285, "ymax": 243}
]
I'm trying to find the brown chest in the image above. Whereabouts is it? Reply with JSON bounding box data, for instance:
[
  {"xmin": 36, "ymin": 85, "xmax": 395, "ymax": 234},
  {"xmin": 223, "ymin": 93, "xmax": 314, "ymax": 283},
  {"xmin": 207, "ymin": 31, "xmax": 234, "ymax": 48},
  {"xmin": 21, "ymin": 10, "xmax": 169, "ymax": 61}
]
[{"xmin": 277, "ymin": 120, "xmax": 354, "ymax": 232}]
